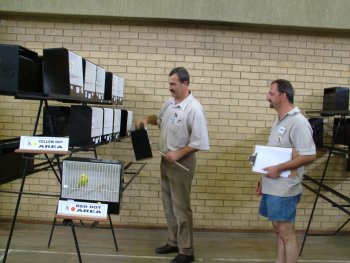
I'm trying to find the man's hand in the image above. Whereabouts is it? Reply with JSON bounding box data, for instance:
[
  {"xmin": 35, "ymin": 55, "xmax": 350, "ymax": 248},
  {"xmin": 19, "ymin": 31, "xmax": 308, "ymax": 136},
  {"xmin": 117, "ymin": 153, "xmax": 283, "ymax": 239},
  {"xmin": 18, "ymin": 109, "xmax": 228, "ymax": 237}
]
[
  {"xmin": 256, "ymin": 180, "xmax": 262, "ymax": 196},
  {"xmin": 163, "ymin": 151, "xmax": 181, "ymax": 163},
  {"xmin": 135, "ymin": 118, "xmax": 148, "ymax": 129},
  {"xmin": 263, "ymin": 165, "xmax": 281, "ymax": 178},
  {"xmin": 135, "ymin": 115, "xmax": 158, "ymax": 128}
]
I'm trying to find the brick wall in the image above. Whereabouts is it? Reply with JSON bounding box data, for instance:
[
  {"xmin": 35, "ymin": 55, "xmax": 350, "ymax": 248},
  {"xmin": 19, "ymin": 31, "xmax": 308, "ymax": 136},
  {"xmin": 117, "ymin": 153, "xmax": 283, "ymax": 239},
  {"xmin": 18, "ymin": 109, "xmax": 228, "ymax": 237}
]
[{"xmin": 0, "ymin": 15, "xmax": 350, "ymax": 231}]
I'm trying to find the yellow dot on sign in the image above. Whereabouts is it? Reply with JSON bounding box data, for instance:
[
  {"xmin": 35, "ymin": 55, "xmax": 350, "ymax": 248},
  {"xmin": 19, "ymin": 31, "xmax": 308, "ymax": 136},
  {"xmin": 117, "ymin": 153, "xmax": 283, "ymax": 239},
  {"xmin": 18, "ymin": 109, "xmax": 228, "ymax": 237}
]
[{"xmin": 33, "ymin": 141, "xmax": 38, "ymax": 146}]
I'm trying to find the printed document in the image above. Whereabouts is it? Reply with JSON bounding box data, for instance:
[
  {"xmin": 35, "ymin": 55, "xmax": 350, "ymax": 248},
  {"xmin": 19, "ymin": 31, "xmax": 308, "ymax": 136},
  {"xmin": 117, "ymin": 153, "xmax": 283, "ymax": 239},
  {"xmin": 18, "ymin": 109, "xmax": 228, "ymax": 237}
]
[{"xmin": 252, "ymin": 145, "xmax": 292, "ymax": 178}]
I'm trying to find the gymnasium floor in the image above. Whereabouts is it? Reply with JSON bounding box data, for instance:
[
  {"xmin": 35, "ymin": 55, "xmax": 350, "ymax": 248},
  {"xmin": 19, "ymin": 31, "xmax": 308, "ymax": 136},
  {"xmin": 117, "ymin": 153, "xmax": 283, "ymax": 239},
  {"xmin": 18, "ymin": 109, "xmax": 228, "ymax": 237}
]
[{"xmin": 0, "ymin": 221, "xmax": 349, "ymax": 263}]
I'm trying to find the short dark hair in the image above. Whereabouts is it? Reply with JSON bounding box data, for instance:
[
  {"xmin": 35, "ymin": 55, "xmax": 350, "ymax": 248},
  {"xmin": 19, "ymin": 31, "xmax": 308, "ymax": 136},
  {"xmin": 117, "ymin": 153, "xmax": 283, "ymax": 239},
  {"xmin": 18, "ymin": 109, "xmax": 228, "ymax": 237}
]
[
  {"xmin": 271, "ymin": 79, "xmax": 294, "ymax": 103},
  {"xmin": 169, "ymin": 67, "xmax": 190, "ymax": 84}
]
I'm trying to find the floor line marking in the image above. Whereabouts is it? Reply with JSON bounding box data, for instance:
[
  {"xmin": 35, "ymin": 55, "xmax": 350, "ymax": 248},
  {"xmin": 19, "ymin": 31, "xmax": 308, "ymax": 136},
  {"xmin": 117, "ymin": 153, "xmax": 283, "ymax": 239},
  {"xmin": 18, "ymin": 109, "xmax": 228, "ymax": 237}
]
[
  {"xmin": 212, "ymin": 259, "xmax": 272, "ymax": 262},
  {"xmin": 0, "ymin": 249, "xmax": 11, "ymax": 261},
  {"xmin": 3, "ymin": 249, "xmax": 350, "ymax": 263},
  {"xmin": 213, "ymin": 259, "xmax": 350, "ymax": 263},
  {"xmin": 1, "ymin": 249, "xmax": 175, "ymax": 260}
]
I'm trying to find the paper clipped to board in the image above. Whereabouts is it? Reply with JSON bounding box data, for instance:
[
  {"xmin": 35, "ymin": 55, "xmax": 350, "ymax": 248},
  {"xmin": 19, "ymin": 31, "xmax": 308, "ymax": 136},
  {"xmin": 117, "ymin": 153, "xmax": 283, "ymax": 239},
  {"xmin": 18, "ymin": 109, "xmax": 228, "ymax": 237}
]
[{"xmin": 252, "ymin": 145, "xmax": 292, "ymax": 178}]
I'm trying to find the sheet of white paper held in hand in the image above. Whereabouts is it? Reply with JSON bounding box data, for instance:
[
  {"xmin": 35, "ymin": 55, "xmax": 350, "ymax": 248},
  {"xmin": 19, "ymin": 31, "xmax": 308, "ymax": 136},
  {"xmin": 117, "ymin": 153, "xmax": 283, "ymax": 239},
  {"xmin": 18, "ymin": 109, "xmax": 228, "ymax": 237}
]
[{"xmin": 252, "ymin": 145, "xmax": 292, "ymax": 178}]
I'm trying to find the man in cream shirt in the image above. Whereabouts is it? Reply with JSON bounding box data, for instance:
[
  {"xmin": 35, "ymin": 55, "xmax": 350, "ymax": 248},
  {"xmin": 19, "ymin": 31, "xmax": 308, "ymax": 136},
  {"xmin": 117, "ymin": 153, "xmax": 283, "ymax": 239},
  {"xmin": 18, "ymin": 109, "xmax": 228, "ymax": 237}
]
[{"xmin": 136, "ymin": 67, "xmax": 209, "ymax": 263}]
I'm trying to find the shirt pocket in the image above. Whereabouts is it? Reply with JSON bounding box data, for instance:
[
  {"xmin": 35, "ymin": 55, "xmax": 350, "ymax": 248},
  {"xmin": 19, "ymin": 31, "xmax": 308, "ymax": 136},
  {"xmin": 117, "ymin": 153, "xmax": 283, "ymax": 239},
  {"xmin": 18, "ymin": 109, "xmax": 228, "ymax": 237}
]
[{"xmin": 169, "ymin": 117, "xmax": 183, "ymax": 135}]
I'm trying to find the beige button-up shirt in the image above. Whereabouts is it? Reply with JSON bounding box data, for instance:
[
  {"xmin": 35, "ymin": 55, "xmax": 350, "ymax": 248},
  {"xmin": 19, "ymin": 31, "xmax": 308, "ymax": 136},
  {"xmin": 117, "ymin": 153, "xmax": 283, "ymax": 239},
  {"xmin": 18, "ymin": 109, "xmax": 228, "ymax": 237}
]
[{"xmin": 157, "ymin": 93, "xmax": 210, "ymax": 153}]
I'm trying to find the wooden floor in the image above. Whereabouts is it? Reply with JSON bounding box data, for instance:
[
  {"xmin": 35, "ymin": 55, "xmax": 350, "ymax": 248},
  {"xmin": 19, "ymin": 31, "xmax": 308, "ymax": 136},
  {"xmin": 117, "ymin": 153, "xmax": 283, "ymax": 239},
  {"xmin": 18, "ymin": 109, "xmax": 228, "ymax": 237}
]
[{"xmin": 0, "ymin": 221, "xmax": 349, "ymax": 263}]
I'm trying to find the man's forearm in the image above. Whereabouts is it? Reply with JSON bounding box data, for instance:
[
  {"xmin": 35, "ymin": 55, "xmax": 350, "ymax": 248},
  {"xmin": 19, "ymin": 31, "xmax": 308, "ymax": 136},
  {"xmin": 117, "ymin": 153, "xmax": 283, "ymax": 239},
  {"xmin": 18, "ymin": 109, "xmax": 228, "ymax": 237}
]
[
  {"xmin": 164, "ymin": 146, "xmax": 198, "ymax": 163},
  {"xmin": 175, "ymin": 146, "xmax": 198, "ymax": 160},
  {"xmin": 277, "ymin": 154, "xmax": 316, "ymax": 173},
  {"xmin": 264, "ymin": 153, "xmax": 316, "ymax": 178},
  {"xmin": 146, "ymin": 115, "xmax": 158, "ymax": 125},
  {"xmin": 137, "ymin": 114, "xmax": 157, "ymax": 128}
]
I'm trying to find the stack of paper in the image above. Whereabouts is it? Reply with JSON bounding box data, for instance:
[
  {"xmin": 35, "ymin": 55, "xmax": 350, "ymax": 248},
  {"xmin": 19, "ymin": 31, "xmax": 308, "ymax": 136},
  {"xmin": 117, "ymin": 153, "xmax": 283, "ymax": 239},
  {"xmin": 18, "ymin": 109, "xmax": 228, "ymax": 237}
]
[{"xmin": 252, "ymin": 145, "xmax": 292, "ymax": 178}]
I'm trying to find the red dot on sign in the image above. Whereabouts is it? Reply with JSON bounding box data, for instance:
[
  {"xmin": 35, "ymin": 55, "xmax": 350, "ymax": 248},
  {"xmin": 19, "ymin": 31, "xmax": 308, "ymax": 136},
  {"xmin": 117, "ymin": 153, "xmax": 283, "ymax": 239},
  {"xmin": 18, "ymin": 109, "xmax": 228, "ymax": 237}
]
[{"xmin": 71, "ymin": 207, "xmax": 75, "ymax": 212}]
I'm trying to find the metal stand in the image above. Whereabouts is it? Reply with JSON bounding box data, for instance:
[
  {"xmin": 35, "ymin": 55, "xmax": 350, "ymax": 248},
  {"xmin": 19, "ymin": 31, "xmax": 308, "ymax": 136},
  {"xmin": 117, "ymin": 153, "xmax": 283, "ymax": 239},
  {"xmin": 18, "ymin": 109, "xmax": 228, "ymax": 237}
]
[
  {"xmin": 2, "ymin": 100, "xmax": 45, "ymax": 263},
  {"xmin": 300, "ymin": 112, "xmax": 350, "ymax": 255},
  {"xmin": 2, "ymin": 99, "xmax": 89, "ymax": 262},
  {"xmin": 2, "ymin": 158, "xmax": 30, "ymax": 263},
  {"xmin": 108, "ymin": 213, "xmax": 118, "ymax": 251},
  {"xmin": 71, "ymin": 222, "xmax": 83, "ymax": 263},
  {"xmin": 1, "ymin": 98, "xmax": 146, "ymax": 262},
  {"xmin": 46, "ymin": 161, "xmax": 147, "ymax": 262},
  {"xmin": 48, "ymin": 213, "xmax": 117, "ymax": 263}
]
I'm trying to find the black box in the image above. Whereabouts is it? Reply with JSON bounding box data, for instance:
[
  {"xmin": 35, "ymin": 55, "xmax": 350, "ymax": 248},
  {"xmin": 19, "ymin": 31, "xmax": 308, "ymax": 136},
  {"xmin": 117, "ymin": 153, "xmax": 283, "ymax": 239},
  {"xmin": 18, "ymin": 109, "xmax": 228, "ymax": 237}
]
[
  {"xmin": 0, "ymin": 138, "xmax": 34, "ymax": 185},
  {"xmin": 82, "ymin": 59, "xmax": 97, "ymax": 102},
  {"xmin": 104, "ymin": 72, "xmax": 113, "ymax": 101},
  {"xmin": 127, "ymin": 111, "xmax": 133, "ymax": 136},
  {"xmin": 113, "ymin": 109, "xmax": 121, "ymax": 140},
  {"xmin": 119, "ymin": 109, "xmax": 128, "ymax": 138},
  {"xmin": 102, "ymin": 107, "xmax": 114, "ymax": 142},
  {"xmin": 112, "ymin": 74, "xmax": 119, "ymax": 104},
  {"xmin": 116, "ymin": 76, "xmax": 124, "ymax": 105},
  {"xmin": 69, "ymin": 106, "xmax": 104, "ymax": 147},
  {"xmin": 95, "ymin": 66, "xmax": 105, "ymax": 102},
  {"xmin": 43, "ymin": 106, "xmax": 71, "ymax": 136},
  {"xmin": 42, "ymin": 48, "xmax": 84, "ymax": 101},
  {"xmin": 323, "ymin": 87, "xmax": 349, "ymax": 112},
  {"xmin": 131, "ymin": 128, "xmax": 153, "ymax": 160},
  {"xmin": 308, "ymin": 118, "xmax": 323, "ymax": 147},
  {"xmin": 333, "ymin": 118, "xmax": 350, "ymax": 146},
  {"xmin": 0, "ymin": 44, "xmax": 42, "ymax": 96}
]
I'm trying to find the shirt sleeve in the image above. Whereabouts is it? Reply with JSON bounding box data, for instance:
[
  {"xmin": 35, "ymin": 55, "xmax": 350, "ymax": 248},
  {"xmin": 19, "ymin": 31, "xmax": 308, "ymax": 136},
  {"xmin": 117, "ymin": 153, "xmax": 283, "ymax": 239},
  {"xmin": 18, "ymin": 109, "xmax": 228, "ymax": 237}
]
[
  {"xmin": 188, "ymin": 107, "xmax": 210, "ymax": 151},
  {"xmin": 290, "ymin": 119, "xmax": 316, "ymax": 155}
]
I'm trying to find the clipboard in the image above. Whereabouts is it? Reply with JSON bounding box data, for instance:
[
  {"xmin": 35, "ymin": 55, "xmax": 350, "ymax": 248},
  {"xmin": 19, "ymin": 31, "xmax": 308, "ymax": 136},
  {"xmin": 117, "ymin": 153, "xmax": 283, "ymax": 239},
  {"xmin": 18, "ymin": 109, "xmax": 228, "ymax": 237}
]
[{"xmin": 251, "ymin": 145, "xmax": 292, "ymax": 178}]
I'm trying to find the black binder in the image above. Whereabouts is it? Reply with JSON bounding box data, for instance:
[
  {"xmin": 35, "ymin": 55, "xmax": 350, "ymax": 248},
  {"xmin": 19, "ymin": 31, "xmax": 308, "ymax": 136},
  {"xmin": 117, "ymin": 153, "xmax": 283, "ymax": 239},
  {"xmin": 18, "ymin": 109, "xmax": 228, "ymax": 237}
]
[{"xmin": 130, "ymin": 128, "xmax": 153, "ymax": 160}]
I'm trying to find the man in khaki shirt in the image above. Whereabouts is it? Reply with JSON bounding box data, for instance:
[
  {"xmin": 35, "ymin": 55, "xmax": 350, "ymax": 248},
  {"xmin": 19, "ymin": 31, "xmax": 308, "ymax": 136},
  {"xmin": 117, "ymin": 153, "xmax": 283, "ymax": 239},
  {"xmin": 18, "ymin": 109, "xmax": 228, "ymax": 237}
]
[{"xmin": 136, "ymin": 67, "xmax": 209, "ymax": 263}]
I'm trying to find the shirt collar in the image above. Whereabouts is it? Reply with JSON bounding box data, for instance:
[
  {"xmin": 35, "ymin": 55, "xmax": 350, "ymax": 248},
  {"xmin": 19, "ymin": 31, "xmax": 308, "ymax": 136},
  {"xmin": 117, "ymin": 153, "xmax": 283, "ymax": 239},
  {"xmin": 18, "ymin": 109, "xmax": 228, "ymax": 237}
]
[
  {"xmin": 287, "ymin": 106, "xmax": 300, "ymax": 115},
  {"xmin": 277, "ymin": 107, "xmax": 300, "ymax": 123},
  {"xmin": 172, "ymin": 92, "xmax": 193, "ymax": 111}
]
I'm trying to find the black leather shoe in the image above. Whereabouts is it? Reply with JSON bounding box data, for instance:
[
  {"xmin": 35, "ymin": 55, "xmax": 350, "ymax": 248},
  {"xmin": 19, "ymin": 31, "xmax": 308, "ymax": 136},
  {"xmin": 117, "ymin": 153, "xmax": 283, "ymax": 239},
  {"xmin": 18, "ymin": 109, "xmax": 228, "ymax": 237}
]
[
  {"xmin": 170, "ymin": 253, "xmax": 195, "ymax": 263},
  {"xmin": 155, "ymin": 244, "xmax": 179, "ymax": 254}
]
